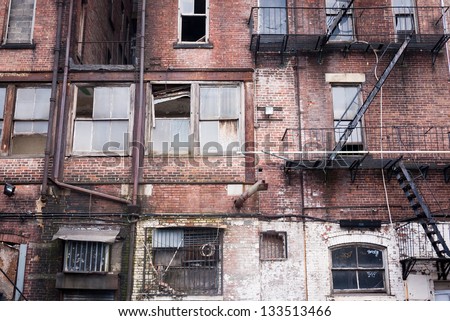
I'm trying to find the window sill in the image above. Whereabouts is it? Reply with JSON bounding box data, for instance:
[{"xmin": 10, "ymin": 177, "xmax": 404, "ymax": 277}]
[
  {"xmin": 173, "ymin": 42, "xmax": 213, "ymax": 49},
  {"xmin": 0, "ymin": 42, "xmax": 36, "ymax": 50}
]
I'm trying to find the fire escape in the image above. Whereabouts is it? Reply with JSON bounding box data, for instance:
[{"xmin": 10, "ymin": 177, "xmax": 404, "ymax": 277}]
[{"xmin": 249, "ymin": 3, "xmax": 450, "ymax": 279}]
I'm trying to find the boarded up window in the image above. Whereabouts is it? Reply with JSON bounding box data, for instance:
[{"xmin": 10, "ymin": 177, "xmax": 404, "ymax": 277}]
[
  {"xmin": 12, "ymin": 87, "xmax": 50, "ymax": 155},
  {"xmin": 73, "ymin": 86, "xmax": 131, "ymax": 153},
  {"xmin": 260, "ymin": 231, "xmax": 287, "ymax": 260},
  {"xmin": 199, "ymin": 85, "xmax": 240, "ymax": 155},
  {"xmin": 146, "ymin": 228, "xmax": 222, "ymax": 296},
  {"xmin": 5, "ymin": 0, "xmax": 36, "ymax": 44},
  {"xmin": 331, "ymin": 245, "xmax": 386, "ymax": 292}
]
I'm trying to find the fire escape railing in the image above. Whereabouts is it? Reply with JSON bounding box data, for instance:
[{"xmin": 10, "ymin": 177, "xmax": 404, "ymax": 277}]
[{"xmin": 249, "ymin": 6, "xmax": 450, "ymax": 55}]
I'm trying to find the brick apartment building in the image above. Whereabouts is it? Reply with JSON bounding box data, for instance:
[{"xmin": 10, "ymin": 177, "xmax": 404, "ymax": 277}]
[{"xmin": 0, "ymin": 0, "xmax": 449, "ymax": 301}]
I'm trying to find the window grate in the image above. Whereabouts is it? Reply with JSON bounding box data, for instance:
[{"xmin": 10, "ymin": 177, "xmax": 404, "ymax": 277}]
[
  {"xmin": 260, "ymin": 231, "xmax": 287, "ymax": 260},
  {"xmin": 64, "ymin": 241, "xmax": 109, "ymax": 273}
]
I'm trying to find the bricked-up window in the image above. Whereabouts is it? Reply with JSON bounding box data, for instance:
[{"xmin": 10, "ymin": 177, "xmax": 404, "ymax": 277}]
[
  {"xmin": 4, "ymin": 0, "xmax": 36, "ymax": 44},
  {"xmin": 0, "ymin": 88, "xmax": 5, "ymax": 142},
  {"xmin": 331, "ymin": 245, "xmax": 386, "ymax": 292},
  {"xmin": 332, "ymin": 85, "xmax": 364, "ymax": 152},
  {"xmin": 72, "ymin": 85, "xmax": 132, "ymax": 154},
  {"xmin": 12, "ymin": 87, "xmax": 51, "ymax": 155},
  {"xmin": 260, "ymin": 231, "xmax": 287, "ymax": 260},
  {"xmin": 151, "ymin": 84, "xmax": 191, "ymax": 155},
  {"xmin": 149, "ymin": 228, "xmax": 222, "ymax": 296},
  {"xmin": 393, "ymin": 0, "xmax": 416, "ymax": 34},
  {"xmin": 179, "ymin": 0, "xmax": 209, "ymax": 43},
  {"xmin": 259, "ymin": 0, "xmax": 287, "ymax": 34},
  {"xmin": 326, "ymin": 0, "xmax": 354, "ymax": 41},
  {"xmin": 199, "ymin": 85, "xmax": 241, "ymax": 155},
  {"xmin": 64, "ymin": 241, "xmax": 110, "ymax": 273}
]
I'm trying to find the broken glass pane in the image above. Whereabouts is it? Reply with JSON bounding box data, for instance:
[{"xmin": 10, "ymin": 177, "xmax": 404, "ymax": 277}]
[
  {"xmin": 76, "ymin": 87, "xmax": 94, "ymax": 118},
  {"xmin": 181, "ymin": 16, "xmax": 206, "ymax": 42}
]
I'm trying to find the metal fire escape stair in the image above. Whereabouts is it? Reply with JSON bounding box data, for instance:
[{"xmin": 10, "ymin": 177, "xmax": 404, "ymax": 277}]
[
  {"xmin": 329, "ymin": 35, "xmax": 412, "ymax": 162},
  {"xmin": 392, "ymin": 160, "xmax": 450, "ymax": 280}
]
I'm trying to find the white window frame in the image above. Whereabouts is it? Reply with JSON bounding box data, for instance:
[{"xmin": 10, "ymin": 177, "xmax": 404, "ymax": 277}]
[
  {"xmin": 178, "ymin": 0, "xmax": 209, "ymax": 43},
  {"xmin": 71, "ymin": 85, "xmax": 134, "ymax": 156},
  {"xmin": 148, "ymin": 82, "xmax": 244, "ymax": 156},
  {"xmin": 330, "ymin": 244, "xmax": 387, "ymax": 293},
  {"xmin": 332, "ymin": 84, "xmax": 364, "ymax": 151},
  {"xmin": 4, "ymin": 0, "xmax": 37, "ymax": 44},
  {"xmin": 64, "ymin": 240, "xmax": 110, "ymax": 273},
  {"xmin": 326, "ymin": 0, "xmax": 354, "ymax": 42}
]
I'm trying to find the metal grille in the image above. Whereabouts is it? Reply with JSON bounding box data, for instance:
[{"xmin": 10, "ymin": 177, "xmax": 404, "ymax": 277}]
[
  {"xmin": 64, "ymin": 241, "xmax": 109, "ymax": 273},
  {"xmin": 144, "ymin": 228, "xmax": 222, "ymax": 296},
  {"xmin": 260, "ymin": 231, "xmax": 287, "ymax": 260}
]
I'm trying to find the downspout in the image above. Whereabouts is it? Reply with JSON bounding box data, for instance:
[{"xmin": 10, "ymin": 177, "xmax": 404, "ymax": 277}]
[
  {"xmin": 126, "ymin": 0, "xmax": 147, "ymax": 301},
  {"xmin": 49, "ymin": 0, "xmax": 131, "ymax": 205},
  {"xmin": 42, "ymin": 0, "xmax": 64, "ymax": 201},
  {"xmin": 234, "ymin": 180, "xmax": 268, "ymax": 209}
]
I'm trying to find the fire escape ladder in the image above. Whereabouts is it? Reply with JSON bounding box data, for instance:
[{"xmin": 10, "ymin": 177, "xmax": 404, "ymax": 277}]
[
  {"xmin": 329, "ymin": 36, "xmax": 412, "ymax": 161},
  {"xmin": 319, "ymin": 0, "xmax": 355, "ymax": 52},
  {"xmin": 393, "ymin": 161, "xmax": 450, "ymax": 259}
]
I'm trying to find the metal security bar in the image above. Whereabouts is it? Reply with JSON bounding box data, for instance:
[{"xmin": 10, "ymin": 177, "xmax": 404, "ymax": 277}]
[
  {"xmin": 260, "ymin": 231, "xmax": 287, "ymax": 260},
  {"xmin": 143, "ymin": 228, "xmax": 222, "ymax": 296},
  {"xmin": 64, "ymin": 241, "xmax": 109, "ymax": 272}
]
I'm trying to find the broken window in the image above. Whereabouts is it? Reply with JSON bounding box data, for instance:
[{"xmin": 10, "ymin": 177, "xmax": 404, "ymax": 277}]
[
  {"xmin": 151, "ymin": 85, "xmax": 191, "ymax": 155},
  {"xmin": 179, "ymin": 0, "xmax": 208, "ymax": 42},
  {"xmin": 199, "ymin": 85, "xmax": 241, "ymax": 155},
  {"xmin": 259, "ymin": 0, "xmax": 287, "ymax": 34},
  {"xmin": 393, "ymin": 0, "xmax": 416, "ymax": 34},
  {"xmin": 147, "ymin": 228, "xmax": 222, "ymax": 296},
  {"xmin": 0, "ymin": 87, "xmax": 5, "ymax": 142},
  {"xmin": 260, "ymin": 231, "xmax": 287, "ymax": 260},
  {"xmin": 326, "ymin": 0, "xmax": 354, "ymax": 41},
  {"xmin": 4, "ymin": 0, "xmax": 36, "ymax": 44},
  {"xmin": 331, "ymin": 245, "xmax": 386, "ymax": 292},
  {"xmin": 12, "ymin": 87, "xmax": 51, "ymax": 155},
  {"xmin": 332, "ymin": 85, "xmax": 364, "ymax": 153},
  {"xmin": 73, "ymin": 86, "xmax": 131, "ymax": 154},
  {"xmin": 64, "ymin": 241, "xmax": 110, "ymax": 273}
]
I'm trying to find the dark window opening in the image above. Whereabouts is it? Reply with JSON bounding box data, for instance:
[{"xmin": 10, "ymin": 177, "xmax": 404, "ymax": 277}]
[{"xmin": 181, "ymin": 16, "xmax": 206, "ymax": 42}]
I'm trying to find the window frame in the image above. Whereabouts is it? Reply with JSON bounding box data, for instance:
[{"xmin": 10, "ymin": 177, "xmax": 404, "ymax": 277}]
[
  {"xmin": 70, "ymin": 84, "xmax": 134, "ymax": 156},
  {"xmin": 0, "ymin": 87, "xmax": 6, "ymax": 145},
  {"xmin": 325, "ymin": 0, "xmax": 355, "ymax": 42},
  {"xmin": 392, "ymin": 0, "xmax": 417, "ymax": 35},
  {"xmin": 147, "ymin": 82, "xmax": 244, "ymax": 157},
  {"xmin": 259, "ymin": 231, "xmax": 288, "ymax": 261},
  {"xmin": 258, "ymin": 0, "xmax": 287, "ymax": 35},
  {"xmin": 330, "ymin": 244, "xmax": 387, "ymax": 293},
  {"xmin": 177, "ymin": 0, "xmax": 210, "ymax": 45},
  {"xmin": 331, "ymin": 84, "xmax": 365, "ymax": 152},
  {"xmin": 3, "ymin": 0, "xmax": 37, "ymax": 46},
  {"xmin": 63, "ymin": 240, "xmax": 111, "ymax": 274}
]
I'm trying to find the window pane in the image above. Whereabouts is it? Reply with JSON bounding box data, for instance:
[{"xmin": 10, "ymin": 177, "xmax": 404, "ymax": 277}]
[
  {"xmin": 152, "ymin": 119, "xmax": 189, "ymax": 154},
  {"xmin": 199, "ymin": 121, "xmax": 220, "ymax": 154},
  {"xmin": 200, "ymin": 87, "xmax": 220, "ymax": 119},
  {"xmin": 32, "ymin": 121, "xmax": 49, "ymax": 134},
  {"xmin": 358, "ymin": 270, "xmax": 385, "ymax": 289},
  {"xmin": 181, "ymin": 16, "xmax": 206, "ymax": 42},
  {"xmin": 76, "ymin": 87, "xmax": 94, "ymax": 118},
  {"xmin": 333, "ymin": 86, "xmax": 359, "ymax": 120},
  {"xmin": 332, "ymin": 270, "xmax": 357, "ymax": 290},
  {"xmin": 34, "ymin": 88, "xmax": 51, "ymax": 119},
  {"xmin": 220, "ymin": 87, "xmax": 240, "ymax": 119},
  {"xmin": 259, "ymin": 4, "xmax": 287, "ymax": 34},
  {"xmin": 0, "ymin": 87, "xmax": 6, "ymax": 118},
  {"xmin": 92, "ymin": 121, "xmax": 110, "ymax": 151},
  {"xmin": 110, "ymin": 121, "xmax": 129, "ymax": 150},
  {"xmin": 331, "ymin": 246, "xmax": 357, "ymax": 268},
  {"xmin": 15, "ymin": 88, "xmax": 36, "ymax": 119},
  {"xmin": 334, "ymin": 120, "xmax": 363, "ymax": 144},
  {"xmin": 194, "ymin": 0, "xmax": 206, "ymax": 14},
  {"xmin": 180, "ymin": 0, "xmax": 194, "ymax": 14},
  {"xmin": 73, "ymin": 121, "xmax": 93, "ymax": 152},
  {"xmin": 219, "ymin": 120, "xmax": 239, "ymax": 154},
  {"xmin": 93, "ymin": 87, "xmax": 111, "ymax": 119},
  {"xmin": 14, "ymin": 121, "xmax": 34, "ymax": 134},
  {"xmin": 111, "ymin": 87, "xmax": 130, "ymax": 118},
  {"xmin": 393, "ymin": 0, "xmax": 414, "ymax": 7},
  {"xmin": 357, "ymin": 247, "xmax": 383, "ymax": 268}
]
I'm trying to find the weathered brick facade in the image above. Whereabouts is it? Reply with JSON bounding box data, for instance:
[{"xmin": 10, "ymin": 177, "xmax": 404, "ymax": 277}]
[{"xmin": 0, "ymin": 0, "xmax": 449, "ymax": 301}]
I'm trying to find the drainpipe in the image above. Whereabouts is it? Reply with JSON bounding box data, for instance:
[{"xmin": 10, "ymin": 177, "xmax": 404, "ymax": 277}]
[
  {"xmin": 126, "ymin": 0, "xmax": 146, "ymax": 301},
  {"xmin": 47, "ymin": 0, "xmax": 131, "ymax": 205},
  {"xmin": 42, "ymin": 0, "xmax": 64, "ymax": 201},
  {"xmin": 234, "ymin": 180, "xmax": 268, "ymax": 209}
]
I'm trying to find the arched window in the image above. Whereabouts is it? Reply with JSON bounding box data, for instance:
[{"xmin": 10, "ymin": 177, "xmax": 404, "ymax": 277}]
[{"xmin": 331, "ymin": 244, "xmax": 386, "ymax": 292}]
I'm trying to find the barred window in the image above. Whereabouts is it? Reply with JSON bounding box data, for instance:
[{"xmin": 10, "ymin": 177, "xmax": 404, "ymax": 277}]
[
  {"xmin": 260, "ymin": 231, "xmax": 287, "ymax": 260},
  {"xmin": 147, "ymin": 228, "xmax": 222, "ymax": 296},
  {"xmin": 64, "ymin": 241, "xmax": 110, "ymax": 273}
]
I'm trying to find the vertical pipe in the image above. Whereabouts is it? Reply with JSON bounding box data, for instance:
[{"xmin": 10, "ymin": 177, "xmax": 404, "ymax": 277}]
[
  {"xmin": 53, "ymin": 0, "xmax": 74, "ymax": 179},
  {"xmin": 42, "ymin": 0, "xmax": 64, "ymax": 199}
]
